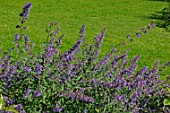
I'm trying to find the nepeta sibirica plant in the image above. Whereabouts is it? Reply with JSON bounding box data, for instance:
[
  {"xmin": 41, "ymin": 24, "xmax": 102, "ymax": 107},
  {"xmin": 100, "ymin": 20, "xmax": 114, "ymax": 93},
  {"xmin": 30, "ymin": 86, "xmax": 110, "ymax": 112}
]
[{"xmin": 0, "ymin": 2, "xmax": 170, "ymax": 113}]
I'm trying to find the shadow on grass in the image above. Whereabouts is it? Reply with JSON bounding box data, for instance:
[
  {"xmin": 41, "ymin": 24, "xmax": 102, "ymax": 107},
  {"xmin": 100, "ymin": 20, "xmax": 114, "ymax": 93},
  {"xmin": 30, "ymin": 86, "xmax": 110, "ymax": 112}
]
[{"xmin": 145, "ymin": 4, "xmax": 170, "ymax": 30}]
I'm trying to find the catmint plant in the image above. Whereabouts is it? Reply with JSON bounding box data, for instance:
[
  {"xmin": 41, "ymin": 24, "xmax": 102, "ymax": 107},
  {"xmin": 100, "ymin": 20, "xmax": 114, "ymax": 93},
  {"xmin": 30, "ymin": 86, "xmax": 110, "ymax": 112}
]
[{"xmin": 0, "ymin": 2, "xmax": 169, "ymax": 113}]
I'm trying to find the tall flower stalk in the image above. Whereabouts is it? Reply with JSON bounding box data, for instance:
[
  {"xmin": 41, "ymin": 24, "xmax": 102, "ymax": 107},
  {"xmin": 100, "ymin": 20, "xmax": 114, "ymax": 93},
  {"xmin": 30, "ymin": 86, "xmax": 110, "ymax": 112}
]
[{"xmin": 0, "ymin": 2, "xmax": 169, "ymax": 113}]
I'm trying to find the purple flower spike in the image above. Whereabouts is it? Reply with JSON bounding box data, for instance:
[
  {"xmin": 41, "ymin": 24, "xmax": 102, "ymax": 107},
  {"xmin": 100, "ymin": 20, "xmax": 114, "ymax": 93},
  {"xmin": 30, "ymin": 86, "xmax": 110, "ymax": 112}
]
[
  {"xmin": 133, "ymin": 56, "xmax": 140, "ymax": 63},
  {"xmin": 34, "ymin": 90, "xmax": 42, "ymax": 97},
  {"xmin": 36, "ymin": 64, "xmax": 43, "ymax": 74},
  {"xmin": 23, "ymin": 2, "xmax": 32, "ymax": 10},
  {"xmin": 14, "ymin": 34, "xmax": 20, "ymax": 43},
  {"xmin": 24, "ymin": 9, "xmax": 30, "ymax": 18},
  {"xmin": 136, "ymin": 33, "xmax": 141, "ymax": 38},
  {"xmin": 22, "ymin": 2, "xmax": 32, "ymax": 18}
]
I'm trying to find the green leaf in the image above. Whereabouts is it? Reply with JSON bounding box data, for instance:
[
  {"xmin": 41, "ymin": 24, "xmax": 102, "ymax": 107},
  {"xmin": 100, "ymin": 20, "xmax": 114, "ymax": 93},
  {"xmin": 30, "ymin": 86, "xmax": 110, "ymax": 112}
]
[
  {"xmin": 0, "ymin": 89, "xmax": 3, "ymax": 94},
  {"xmin": 167, "ymin": 88, "xmax": 170, "ymax": 93},
  {"xmin": 95, "ymin": 108, "xmax": 100, "ymax": 113},
  {"xmin": 4, "ymin": 106, "xmax": 19, "ymax": 113},
  {"xmin": 0, "ymin": 94, "xmax": 4, "ymax": 109},
  {"xmin": 42, "ymin": 95, "xmax": 47, "ymax": 104},
  {"xmin": 164, "ymin": 98, "xmax": 170, "ymax": 106}
]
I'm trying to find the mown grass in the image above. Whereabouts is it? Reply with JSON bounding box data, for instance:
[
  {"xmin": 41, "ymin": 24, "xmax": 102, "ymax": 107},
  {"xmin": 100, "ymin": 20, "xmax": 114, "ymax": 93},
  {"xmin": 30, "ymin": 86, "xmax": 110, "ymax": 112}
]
[{"xmin": 0, "ymin": 0, "xmax": 170, "ymax": 79}]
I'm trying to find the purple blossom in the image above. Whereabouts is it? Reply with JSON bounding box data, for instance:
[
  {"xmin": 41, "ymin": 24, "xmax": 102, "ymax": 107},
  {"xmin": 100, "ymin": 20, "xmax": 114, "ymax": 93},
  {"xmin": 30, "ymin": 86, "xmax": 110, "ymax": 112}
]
[
  {"xmin": 14, "ymin": 34, "xmax": 20, "ymax": 43},
  {"xmin": 123, "ymin": 80, "xmax": 127, "ymax": 87},
  {"xmin": 16, "ymin": 104, "xmax": 26, "ymax": 113},
  {"xmin": 96, "ymin": 49, "xmax": 100, "ymax": 57},
  {"xmin": 22, "ymin": 2, "xmax": 32, "ymax": 18},
  {"xmin": 136, "ymin": 33, "xmax": 142, "ymax": 38},
  {"xmin": 81, "ymin": 88, "xmax": 86, "ymax": 92},
  {"xmin": 44, "ymin": 45, "xmax": 58, "ymax": 61},
  {"xmin": 94, "ymin": 28, "xmax": 106, "ymax": 45},
  {"xmin": 150, "ymin": 22, "xmax": 155, "ymax": 27},
  {"xmin": 69, "ymin": 93, "xmax": 76, "ymax": 100},
  {"xmin": 133, "ymin": 56, "xmax": 140, "ymax": 63},
  {"xmin": 100, "ymin": 27, "xmax": 106, "ymax": 41},
  {"xmin": 53, "ymin": 107, "xmax": 63, "ymax": 112},
  {"xmin": 23, "ymin": 2, "xmax": 32, "ymax": 10},
  {"xmin": 147, "ymin": 22, "xmax": 155, "ymax": 30},
  {"xmin": 108, "ymin": 83, "xmax": 113, "ymax": 87},
  {"xmin": 24, "ymin": 88, "xmax": 31, "ymax": 99},
  {"xmin": 49, "ymin": 37, "xmax": 55, "ymax": 44},
  {"xmin": 142, "ymin": 66, "xmax": 148, "ymax": 71},
  {"xmin": 140, "ymin": 28, "xmax": 147, "ymax": 34},
  {"xmin": 77, "ymin": 39, "xmax": 82, "ymax": 45},
  {"xmin": 151, "ymin": 68, "xmax": 158, "ymax": 74},
  {"xmin": 4, "ymin": 96, "xmax": 15, "ymax": 106},
  {"xmin": 88, "ymin": 97, "xmax": 94, "ymax": 103},
  {"xmin": 111, "ymin": 59, "xmax": 118, "ymax": 67},
  {"xmin": 137, "ymin": 91, "xmax": 142, "ymax": 97},
  {"xmin": 56, "ymin": 34, "xmax": 64, "ymax": 46},
  {"xmin": 34, "ymin": 90, "xmax": 42, "ymax": 97},
  {"xmin": 117, "ymin": 95, "xmax": 122, "ymax": 101},
  {"xmin": 122, "ymin": 60, "xmax": 128, "ymax": 66},
  {"xmin": 92, "ymin": 78, "xmax": 98, "ymax": 84},
  {"xmin": 83, "ymin": 109, "xmax": 87, "ymax": 113},
  {"xmin": 83, "ymin": 95, "xmax": 89, "ymax": 102},
  {"xmin": 24, "ymin": 67, "xmax": 31, "ymax": 73},
  {"xmin": 24, "ymin": 9, "xmax": 31, "ymax": 18},
  {"xmin": 36, "ymin": 64, "xmax": 43, "ymax": 74},
  {"xmin": 69, "ymin": 38, "xmax": 82, "ymax": 53},
  {"xmin": 101, "ymin": 80, "xmax": 107, "ymax": 86},
  {"xmin": 24, "ymin": 35, "xmax": 30, "ymax": 44},
  {"xmin": 106, "ymin": 72, "xmax": 112, "ymax": 77}
]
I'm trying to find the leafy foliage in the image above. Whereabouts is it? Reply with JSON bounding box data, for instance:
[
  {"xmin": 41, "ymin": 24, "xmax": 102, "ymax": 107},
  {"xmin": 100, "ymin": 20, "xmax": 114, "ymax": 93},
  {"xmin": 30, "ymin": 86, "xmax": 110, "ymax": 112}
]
[
  {"xmin": 164, "ymin": 88, "xmax": 170, "ymax": 106},
  {"xmin": 0, "ymin": 94, "xmax": 18, "ymax": 113},
  {"xmin": 0, "ymin": 2, "xmax": 170, "ymax": 113}
]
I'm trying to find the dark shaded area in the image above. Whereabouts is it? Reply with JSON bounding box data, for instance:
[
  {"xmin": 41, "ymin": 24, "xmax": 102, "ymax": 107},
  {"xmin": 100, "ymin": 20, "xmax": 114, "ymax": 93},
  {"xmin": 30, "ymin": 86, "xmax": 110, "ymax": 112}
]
[{"xmin": 146, "ymin": 5, "xmax": 170, "ymax": 30}]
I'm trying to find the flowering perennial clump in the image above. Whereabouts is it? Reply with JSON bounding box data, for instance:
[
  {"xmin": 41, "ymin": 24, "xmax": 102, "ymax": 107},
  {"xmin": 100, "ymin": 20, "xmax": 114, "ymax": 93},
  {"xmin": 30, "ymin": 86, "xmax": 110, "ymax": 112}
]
[{"xmin": 0, "ymin": 2, "xmax": 170, "ymax": 113}]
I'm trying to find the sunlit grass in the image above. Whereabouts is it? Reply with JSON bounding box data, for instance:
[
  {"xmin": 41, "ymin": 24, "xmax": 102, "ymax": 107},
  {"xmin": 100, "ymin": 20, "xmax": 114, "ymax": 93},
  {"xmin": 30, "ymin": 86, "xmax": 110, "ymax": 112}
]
[{"xmin": 0, "ymin": 0, "xmax": 170, "ymax": 78}]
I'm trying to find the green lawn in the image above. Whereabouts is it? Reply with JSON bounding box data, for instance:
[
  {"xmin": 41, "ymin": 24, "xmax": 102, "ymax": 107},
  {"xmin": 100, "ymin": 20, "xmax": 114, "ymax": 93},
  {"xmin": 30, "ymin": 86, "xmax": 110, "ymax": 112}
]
[{"xmin": 0, "ymin": 0, "xmax": 170, "ymax": 79}]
